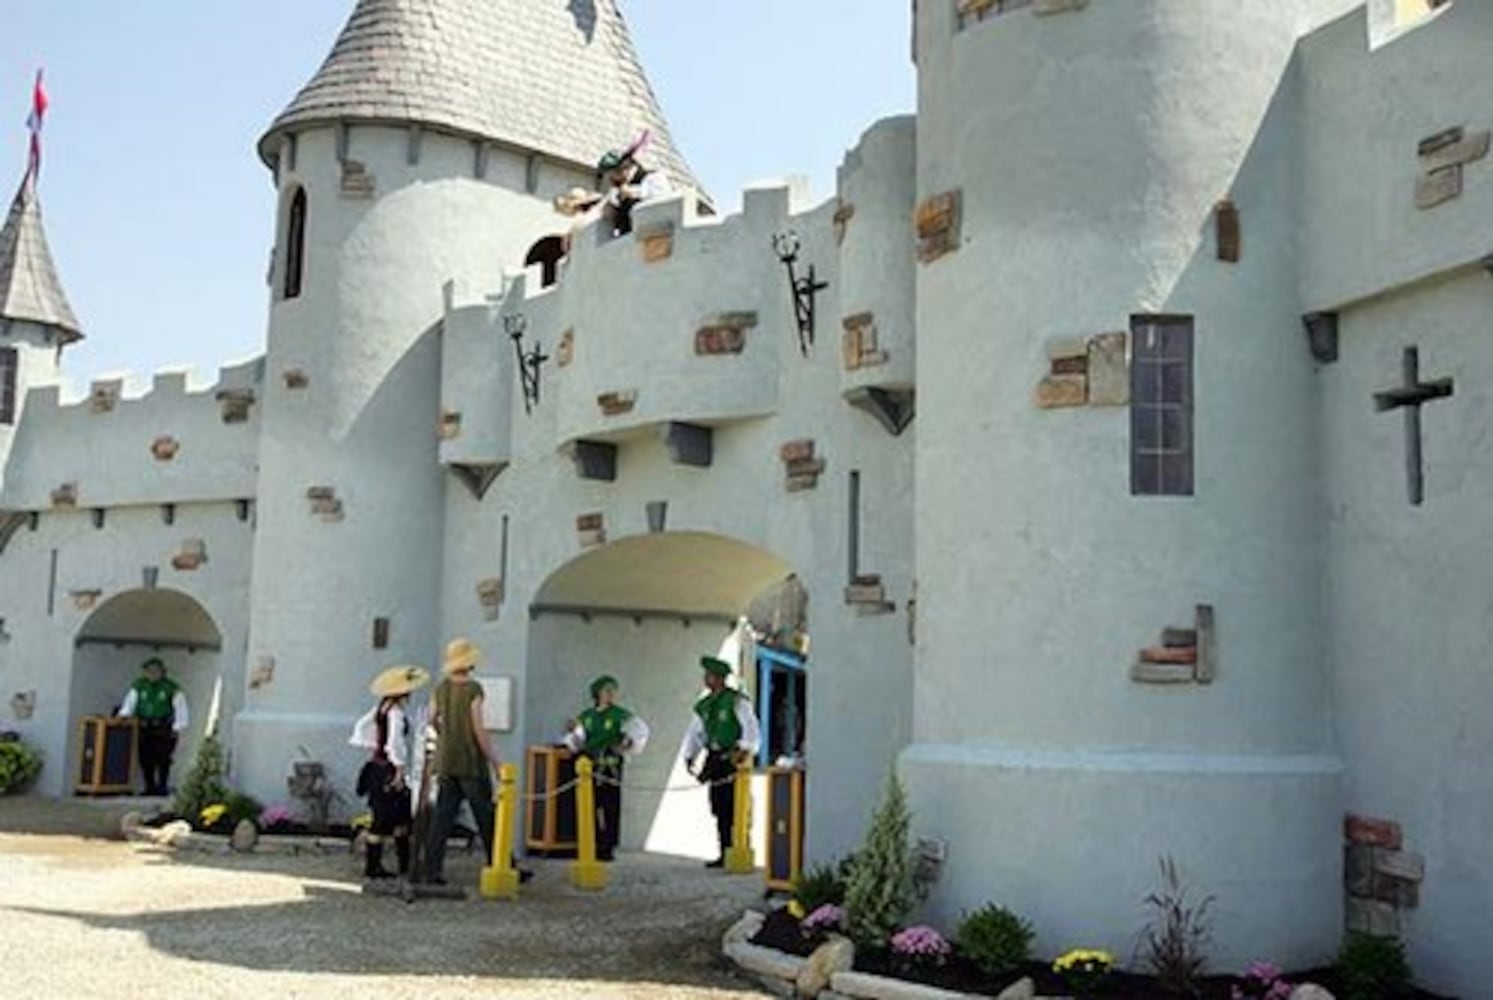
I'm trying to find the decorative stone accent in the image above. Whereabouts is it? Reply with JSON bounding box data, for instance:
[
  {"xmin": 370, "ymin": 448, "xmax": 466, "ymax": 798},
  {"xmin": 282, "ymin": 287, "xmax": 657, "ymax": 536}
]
[
  {"xmin": 231, "ymin": 819, "xmax": 259, "ymax": 853},
  {"xmin": 1036, "ymin": 331, "xmax": 1129, "ymax": 409},
  {"xmin": 597, "ymin": 390, "xmax": 638, "ymax": 417},
  {"xmin": 340, "ymin": 159, "xmax": 376, "ymax": 198},
  {"xmin": 249, "ymin": 655, "xmax": 276, "ymax": 691},
  {"xmin": 577, "ymin": 512, "xmax": 606, "ymax": 548},
  {"xmin": 1345, "ymin": 813, "xmax": 1403, "ymax": 850},
  {"xmin": 9, "ymin": 690, "xmax": 36, "ymax": 720},
  {"xmin": 721, "ymin": 910, "xmax": 765, "ymax": 950},
  {"xmin": 89, "ymin": 381, "xmax": 121, "ymax": 414},
  {"xmin": 638, "ymin": 223, "xmax": 674, "ymax": 263},
  {"xmin": 283, "ymin": 367, "xmax": 310, "ymax": 390},
  {"xmin": 996, "ymin": 979, "xmax": 1036, "ymax": 1000},
  {"xmin": 1034, "ymin": 0, "xmax": 1089, "ymax": 14},
  {"xmin": 1035, "ymin": 373, "xmax": 1087, "ymax": 408},
  {"xmin": 151, "ymin": 436, "xmax": 181, "ymax": 462},
  {"xmin": 1415, "ymin": 127, "xmax": 1488, "ymax": 209},
  {"xmin": 170, "ymin": 538, "xmax": 208, "ymax": 572},
  {"xmin": 556, "ymin": 329, "xmax": 575, "ymax": 367},
  {"xmin": 1131, "ymin": 604, "xmax": 1215, "ymax": 685},
  {"xmin": 1346, "ymin": 897, "xmax": 1400, "ymax": 936},
  {"xmin": 51, "ymin": 483, "xmax": 78, "ymax": 508},
  {"xmin": 695, "ymin": 312, "xmax": 759, "ymax": 356},
  {"xmin": 780, "ymin": 439, "xmax": 827, "ymax": 492},
  {"xmin": 831, "ymin": 969, "xmax": 974, "ymax": 999},
  {"xmin": 914, "ymin": 189, "xmax": 961, "ymax": 263},
  {"xmin": 1344, "ymin": 813, "xmax": 1422, "ymax": 934},
  {"xmin": 842, "ymin": 312, "xmax": 889, "ymax": 371},
  {"xmin": 70, "ymin": 589, "xmax": 102, "ymax": 612},
  {"xmin": 477, "ymin": 577, "xmax": 504, "ymax": 621},
  {"xmin": 1215, "ymin": 199, "xmax": 1241, "ymax": 263},
  {"xmin": 439, "ymin": 410, "xmax": 463, "ymax": 441},
  {"xmin": 724, "ymin": 941, "xmax": 806, "ymax": 984},
  {"xmin": 306, "ymin": 486, "xmax": 344, "ymax": 522},
  {"xmin": 845, "ymin": 574, "xmax": 895, "ymax": 616},
  {"xmin": 833, "ymin": 201, "xmax": 856, "ymax": 245},
  {"xmin": 1288, "ymin": 986, "xmax": 1335, "ymax": 1000},
  {"xmin": 216, "ymin": 388, "xmax": 256, "ymax": 424},
  {"xmin": 797, "ymin": 935, "xmax": 855, "ymax": 997}
]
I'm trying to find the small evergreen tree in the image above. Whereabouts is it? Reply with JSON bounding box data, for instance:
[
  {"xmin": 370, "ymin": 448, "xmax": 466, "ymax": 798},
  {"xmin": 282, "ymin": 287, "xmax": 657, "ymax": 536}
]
[
  {"xmin": 845, "ymin": 768, "xmax": 917, "ymax": 949},
  {"xmin": 173, "ymin": 732, "xmax": 228, "ymax": 823}
]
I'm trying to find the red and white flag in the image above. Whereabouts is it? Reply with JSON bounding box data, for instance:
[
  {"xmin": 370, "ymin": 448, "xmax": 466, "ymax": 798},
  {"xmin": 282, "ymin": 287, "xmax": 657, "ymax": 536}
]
[{"xmin": 25, "ymin": 69, "xmax": 47, "ymax": 179}]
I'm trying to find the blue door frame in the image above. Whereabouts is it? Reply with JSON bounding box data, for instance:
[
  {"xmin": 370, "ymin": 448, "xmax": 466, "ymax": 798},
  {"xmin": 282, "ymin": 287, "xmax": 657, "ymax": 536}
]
[{"xmin": 756, "ymin": 645, "xmax": 806, "ymax": 767}]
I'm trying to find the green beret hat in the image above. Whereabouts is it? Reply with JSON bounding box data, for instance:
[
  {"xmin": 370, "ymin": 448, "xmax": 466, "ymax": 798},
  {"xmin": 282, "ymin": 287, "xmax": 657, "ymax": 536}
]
[
  {"xmin": 699, "ymin": 656, "xmax": 731, "ymax": 678},
  {"xmin": 140, "ymin": 657, "xmax": 166, "ymax": 673},
  {"xmin": 590, "ymin": 674, "xmax": 619, "ymax": 699},
  {"xmin": 597, "ymin": 149, "xmax": 631, "ymax": 173}
]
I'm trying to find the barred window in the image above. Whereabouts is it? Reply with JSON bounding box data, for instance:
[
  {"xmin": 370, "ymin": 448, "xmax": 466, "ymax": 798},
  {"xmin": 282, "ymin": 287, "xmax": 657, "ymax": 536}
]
[
  {"xmin": 1130, "ymin": 316, "xmax": 1194, "ymax": 497},
  {"xmin": 0, "ymin": 346, "xmax": 16, "ymax": 424}
]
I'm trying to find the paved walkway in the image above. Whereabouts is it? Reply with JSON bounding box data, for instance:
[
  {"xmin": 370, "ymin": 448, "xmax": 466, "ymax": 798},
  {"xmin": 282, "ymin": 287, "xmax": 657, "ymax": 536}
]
[{"xmin": 0, "ymin": 796, "xmax": 769, "ymax": 1000}]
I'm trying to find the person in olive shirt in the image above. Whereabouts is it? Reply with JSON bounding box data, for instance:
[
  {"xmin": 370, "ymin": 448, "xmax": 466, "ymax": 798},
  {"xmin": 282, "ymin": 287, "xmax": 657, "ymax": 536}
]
[
  {"xmin": 679, "ymin": 656, "xmax": 760, "ymax": 868},
  {"xmin": 561, "ymin": 675, "xmax": 650, "ymax": 862},
  {"xmin": 118, "ymin": 657, "xmax": 189, "ymax": 796},
  {"xmin": 424, "ymin": 637, "xmax": 503, "ymax": 885}
]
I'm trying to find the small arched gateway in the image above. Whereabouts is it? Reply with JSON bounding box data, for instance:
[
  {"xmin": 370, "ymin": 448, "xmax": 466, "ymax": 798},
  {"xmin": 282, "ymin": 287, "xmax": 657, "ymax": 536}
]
[
  {"xmin": 525, "ymin": 531, "xmax": 804, "ymax": 861},
  {"xmin": 68, "ymin": 588, "xmax": 224, "ymax": 797}
]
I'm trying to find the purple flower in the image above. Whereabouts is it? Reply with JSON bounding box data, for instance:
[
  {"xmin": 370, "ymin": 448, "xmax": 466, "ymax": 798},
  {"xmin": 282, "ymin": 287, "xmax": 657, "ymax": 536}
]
[
  {"xmin": 259, "ymin": 804, "xmax": 296, "ymax": 827},
  {"xmin": 802, "ymin": 904, "xmax": 846, "ymax": 934},
  {"xmin": 890, "ymin": 925, "xmax": 952, "ymax": 963}
]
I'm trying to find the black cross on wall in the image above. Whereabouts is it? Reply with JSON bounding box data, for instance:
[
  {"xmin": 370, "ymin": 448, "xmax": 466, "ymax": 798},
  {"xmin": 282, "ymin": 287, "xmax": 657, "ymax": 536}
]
[{"xmin": 1373, "ymin": 346, "xmax": 1454, "ymax": 506}]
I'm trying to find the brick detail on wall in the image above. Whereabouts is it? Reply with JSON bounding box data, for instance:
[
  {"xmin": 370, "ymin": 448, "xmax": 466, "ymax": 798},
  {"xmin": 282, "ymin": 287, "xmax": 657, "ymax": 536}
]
[
  {"xmin": 1036, "ymin": 331, "xmax": 1128, "ymax": 409},
  {"xmin": 833, "ymin": 201, "xmax": 856, "ymax": 245},
  {"xmin": 638, "ymin": 223, "xmax": 674, "ymax": 263},
  {"xmin": 283, "ymin": 368, "xmax": 310, "ymax": 390},
  {"xmin": 477, "ymin": 577, "xmax": 504, "ymax": 621},
  {"xmin": 249, "ymin": 655, "xmax": 276, "ymax": 691},
  {"xmin": 216, "ymin": 388, "xmax": 256, "ymax": 425},
  {"xmin": 597, "ymin": 390, "xmax": 639, "ymax": 417},
  {"xmin": 89, "ymin": 381, "xmax": 121, "ymax": 414},
  {"xmin": 340, "ymin": 159, "xmax": 377, "ymax": 199},
  {"xmin": 957, "ymin": 0, "xmax": 1086, "ymax": 31},
  {"xmin": 695, "ymin": 312, "xmax": 759, "ymax": 356},
  {"xmin": 306, "ymin": 486, "xmax": 344, "ymax": 522},
  {"xmin": 51, "ymin": 483, "xmax": 78, "ymax": 508},
  {"xmin": 1130, "ymin": 604, "xmax": 1216, "ymax": 685},
  {"xmin": 842, "ymin": 312, "xmax": 890, "ymax": 371},
  {"xmin": 780, "ymin": 439, "xmax": 827, "ymax": 492},
  {"xmin": 844, "ymin": 573, "xmax": 896, "ymax": 616},
  {"xmin": 70, "ymin": 589, "xmax": 102, "ymax": 612},
  {"xmin": 151, "ymin": 436, "xmax": 181, "ymax": 462},
  {"xmin": 915, "ymin": 190, "xmax": 962, "ymax": 263},
  {"xmin": 556, "ymin": 329, "xmax": 575, "ymax": 367},
  {"xmin": 438, "ymin": 410, "xmax": 462, "ymax": 441},
  {"xmin": 1414, "ymin": 126, "xmax": 1488, "ymax": 210},
  {"xmin": 576, "ymin": 512, "xmax": 606, "ymax": 548},
  {"xmin": 170, "ymin": 538, "xmax": 208, "ymax": 572},
  {"xmin": 1215, "ymin": 199, "xmax": 1241, "ymax": 262},
  {"xmin": 1344, "ymin": 813, "xmax": 1425, "ymax": 936}
]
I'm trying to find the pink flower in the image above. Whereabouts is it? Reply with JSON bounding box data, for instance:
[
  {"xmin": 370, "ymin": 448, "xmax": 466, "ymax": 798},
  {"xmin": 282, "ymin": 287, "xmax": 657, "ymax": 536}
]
[
  {"xmin": 802, "ymin": 904, "xmax": 846, "ymax": 934},
  {"xmin": 890, "ymin": 925, "xmax": 952, "ymax": 962}
]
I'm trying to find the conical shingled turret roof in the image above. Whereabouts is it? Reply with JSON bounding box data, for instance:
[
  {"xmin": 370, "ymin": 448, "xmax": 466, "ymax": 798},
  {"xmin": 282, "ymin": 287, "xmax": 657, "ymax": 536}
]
[
  {"xmin": 0, "ymin": 173, "xmax": 82, "ymax": 343},
  {"xmin": 260, "ymin": 0, "xmax": 705, "ymax": 198}
]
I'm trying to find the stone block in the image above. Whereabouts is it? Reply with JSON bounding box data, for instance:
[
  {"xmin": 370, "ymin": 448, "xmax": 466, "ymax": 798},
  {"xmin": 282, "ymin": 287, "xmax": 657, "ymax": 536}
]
[
  {"xmin": 171, "ymin": 539, "xmax": 208, "ymax": 572},
  {"xmin": 695, "ymin": 325, "xmax": 747, "ymax": 356},
  {"xmin": 88, "ymin": 382, "xmax": 120, "ymax": 414},
  {"xmin": 283, "ymin": 367, "xmax": 309, "ymax": 389},
  {"xmin": 996, "ymin": 978, "xmax": 1036, "ymax": 1000},
  {"xmin": 597, "ymin": 390, "xmax": 638, "ymax": 416},
  {"xmin": 249, "ymin": 656, "xmax": 275, "ymax": 691},
  {"xmin": 1161, "ymin": 627, "xmax": 1197, "ymax": 648},
  {"xmin": 1131, "ymin": 661, "xmax": 1195, "ymax": 684},
  {"xmin": 1046, "ymin": 335, "xmax": 1088, "ymax": 362},
  {"xmin": 1415, "ymin": 165, "xmax": 1462, "ymax": 209},
  {"xmin": 855, "ymin": 601, "xmax": 898, "ymax": 617},
  {"xmin": 216, "ymin": 388, "xmax": 256, "ymax": 424},
  {"xmin": 477, "ymin": 577, "xmax": 504, "ymax": 608},
  {"xmin": 150, "ymin": 436, "xmax": 181, "ymax": 461},
  {"xmin": 1194, "ymin": 603, "xmax": 1217, "ymax": 684},
  {"xmin": 51, "ymin": 483, "xmax": 78, "ymax": 507},
  {"xmin": 834, "ymin": 201, "xmax": 856, "ymax": 245},
  {"xmin": 1140, "ymin": 646, "xmax": 1196, "ymax": 665},
  {"xmin": 845, "ymin": 583, "xmax": 887, "ymax": 604},
  {"xmin": 639, "ymin": 228, "xmax": 674, "ymax": 263},
  {"xmin": 1034, "ymin": 0, "xmax": 1089, "ymax": 12},
  {"xmin": 798, "ymin": 936, "xmax": 855, "ymax": 997},
  {"xmin": 70, "ymin": 589, "xmax": 102, "ymax": 612},
  {"xmin": 915, "ymin": 189, "xmax": 962, "ymax": 263},
  {"xmin": 832, "ymin": 969, "xmax": 974, "ymax": 1000},
  {"xmin": 785, "ymin": 457, "xmax": 826, "ymax": 479},
  {"xmin": 780, "ymin": 439, "xmax": 816, "ymax": 463},
  {"xmin": 9, "ymin": 691, "xmax": 36, "ymax": 720},
  {"xmin": 1035, "ymin": 374, "xmax": 1087, "ymax": 408},
  {"xmin": 721, "ymin": 910, "xmax": 765, "ymax": 950},
  {"xmin": 1287, "ymin": 986, "xmax": 1335, "ymax": 1000},
  {"xmin": 340, "ymin": 159, "xmax": 376, "ymax": 198},
  {"xmin": 1344, "ymin": 814, "xmax": 1402, "ymax": 850},
  {"xmin": 1087, "ymin": 332, "xmax": 1129, "ymax": 406},
  {"xmin": 724, "ymin": 941, "xmax": 806, "ymax": 982},
  {"xmin": 576, "ymin": 513, "xmax": 604, "ymax": 532},
  {"xmin": 438, "ymin": 410, "xmax": 462, "ymax": 441},
  {"xmin": 1216, "ymin": 199, "xmax": 1241, "ymax": 262},
  {"xmin": 1344, "ymin": 844, "xmax": 1375, "ymax": 897},
  {"xmin": 1419, "ymin": 129, "xmax": 1489, "ymax": 172},
  {"xmin": 1345, "ymin": 897, "xmax": 1400, "ymax": 936},
  {"xmin": 1369, "ymin": 872, "xmax": 1420, "ymax": 908},
  {"xmin": 231, "ymin": 819, "xmax": 259, "ymax": 853},
  {"xmin": 556, "ymin": 329, "xmax": 575, "ymax": 367},
  {"xmin": 1418, "ymin": 126, "xmax": 1464, "ymax": 156},
  {"xmin": 1373, "ymin": 849, "xmax": 1425, "ymax": 883}
]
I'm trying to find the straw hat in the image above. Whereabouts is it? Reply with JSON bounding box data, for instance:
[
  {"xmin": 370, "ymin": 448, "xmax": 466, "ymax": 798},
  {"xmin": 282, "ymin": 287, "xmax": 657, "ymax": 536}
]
[
  {"xmin": 443, "ymin": 637, "xmax": 481, "ymax": 676},
  {"xmin": 370, "ymin": 665, "xmax": 430, "ymax": 698}
]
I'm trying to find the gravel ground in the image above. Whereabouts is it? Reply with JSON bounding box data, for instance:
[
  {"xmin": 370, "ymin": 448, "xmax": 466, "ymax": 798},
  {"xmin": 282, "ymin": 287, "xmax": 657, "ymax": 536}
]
[{"xmin": 0, "ymin": 796, "xmax": 770, "ymax": 1000}]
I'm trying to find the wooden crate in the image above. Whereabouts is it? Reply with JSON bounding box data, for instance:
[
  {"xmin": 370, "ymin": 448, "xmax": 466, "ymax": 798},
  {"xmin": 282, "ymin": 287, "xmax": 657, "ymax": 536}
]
[
  {"xmin": 765, "ymin": 766, "xmax": 805, "ymax": 892},
  {"xmin": 524, "ymin": 744, "xmax": 578, "ymax": 853},
  {"xmin": 75, "ymin": 716, "xmax": 138, "ymax": 795}
]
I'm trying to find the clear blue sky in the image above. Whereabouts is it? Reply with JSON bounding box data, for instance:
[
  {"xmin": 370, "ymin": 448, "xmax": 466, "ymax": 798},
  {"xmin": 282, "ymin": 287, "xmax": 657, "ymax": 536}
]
[{"xmin": 0, "ymin": 2, "xmax": 914, "ymax": 384}]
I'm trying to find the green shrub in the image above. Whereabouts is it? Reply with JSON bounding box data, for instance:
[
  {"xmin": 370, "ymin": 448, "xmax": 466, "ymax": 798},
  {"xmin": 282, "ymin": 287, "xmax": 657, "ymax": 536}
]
[
  {"xmin": 844, "ymin": 770, "xmax": 916, "ymax": 949},
  {"xmin": 1335, "ymin": 933, "xmax": 1411, "ymax": 1000},
  {"xmin": 223, "ymin": 792, "xmax": 263, "ymax": 828},
  {"xmin": 792, "ymin": 861, "xmax": 848, "ymax": 914},
  {"xmin": 173, "ymin": 733, "xmax": 228, "ymax": 823},
  {"xmin": 956, "ymin": 903, "xmax": 1034, "ymax": 975},
  {"xmin": 0, "ymin": 737, "xmax": 43, "ymax": 795}
]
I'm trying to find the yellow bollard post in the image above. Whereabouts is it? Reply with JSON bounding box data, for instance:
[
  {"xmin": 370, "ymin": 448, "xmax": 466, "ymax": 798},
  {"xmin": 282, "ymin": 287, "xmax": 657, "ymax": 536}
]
[
  {"xmin": 725, "ymin": 759, "xmax": 755, "ymax": 874},
  {"xmin": 570, "ymin": 757, "xmax": 608, "ymax": 891},
  {"xmin": 479, "ymin": 762, "xmax": 520, "ymax": 900}
]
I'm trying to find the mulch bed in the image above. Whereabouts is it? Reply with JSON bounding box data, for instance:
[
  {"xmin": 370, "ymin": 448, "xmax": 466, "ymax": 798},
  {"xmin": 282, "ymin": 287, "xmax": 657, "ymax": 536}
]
[{"xmin": 749, "ymin": 908, "xmax": 1453, "ymax": 998}]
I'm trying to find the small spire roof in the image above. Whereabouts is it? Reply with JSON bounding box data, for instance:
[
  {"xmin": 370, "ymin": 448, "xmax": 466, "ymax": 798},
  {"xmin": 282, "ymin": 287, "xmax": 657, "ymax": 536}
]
[
  {"xmin": 260, "ymin": 0, "xmax": 705, "ymax": 198},
  {"xmin": 0, "ymin": 173, "xmax": 81, "ymax": 343}
]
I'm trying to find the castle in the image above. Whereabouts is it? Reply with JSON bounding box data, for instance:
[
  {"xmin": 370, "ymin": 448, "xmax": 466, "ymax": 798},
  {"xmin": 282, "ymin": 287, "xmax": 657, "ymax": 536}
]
[{"xmin": 1, "ymin": 0, "xmax": 1489, "ymax": 993}]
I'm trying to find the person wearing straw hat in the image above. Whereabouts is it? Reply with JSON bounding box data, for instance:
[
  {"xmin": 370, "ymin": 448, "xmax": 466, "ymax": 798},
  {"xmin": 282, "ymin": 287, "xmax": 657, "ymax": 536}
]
[
  {"xmin": 117, "ymin": 657, "xmax": 189, "ymax": 796},
  {"xmin": 424, "ymin": 637, "xmax": 503, "ymax": 885},
  {"xmin": 679, "ymin": 656, "xmax": 760, "ymax": 869},
  {"xmin": 561, "ymin": 675, "xmax": 649, "ymax": 862},
  {"xmin": 350, "ymin": 664, "xmax": 429, "ymax": 880}
]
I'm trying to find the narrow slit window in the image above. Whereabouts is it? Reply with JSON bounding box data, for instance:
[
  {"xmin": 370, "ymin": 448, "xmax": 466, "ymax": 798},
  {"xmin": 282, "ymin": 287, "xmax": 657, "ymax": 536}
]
[
  {"xmin": 1130, "ymin": 316, "xmax": 1194, "ymax": 497},
  {"xmin": 283, "ymin": 187, "xmax": 307, "ymax": 300},
  {"xmin": 0, "ymin": 346, "xmax": 17, "ymax": 425}
]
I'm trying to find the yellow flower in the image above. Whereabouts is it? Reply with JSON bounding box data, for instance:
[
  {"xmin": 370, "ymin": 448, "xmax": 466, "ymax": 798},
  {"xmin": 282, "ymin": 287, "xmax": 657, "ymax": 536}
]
[
  {"xmin": 1053, "ymin": 947, "xmax": 1113, "ymax": 973},
  {"xmin": 788, "ymin": 900, "xmax": 806, "ymax": 920},
  {"xmin": 199, "ymin": 804, "xmax": 228, "ymax": 826},
  {"xmin": 350, "ymin": 812, "xmax": 373, "ymax": 831}
]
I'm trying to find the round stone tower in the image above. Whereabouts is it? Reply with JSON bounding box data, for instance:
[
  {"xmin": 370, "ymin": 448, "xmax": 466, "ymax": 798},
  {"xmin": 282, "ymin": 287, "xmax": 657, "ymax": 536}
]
[
  {"xmin": 904, "ymin": 0, "xmax": 1358, "ymax": 968},
  {"xmin": 234, "ymin": 0, "xmax": 703, "ymax": 795},
  {"xmin": 0, "ymin": 171, "xmax": 80, "ymax": 487}
]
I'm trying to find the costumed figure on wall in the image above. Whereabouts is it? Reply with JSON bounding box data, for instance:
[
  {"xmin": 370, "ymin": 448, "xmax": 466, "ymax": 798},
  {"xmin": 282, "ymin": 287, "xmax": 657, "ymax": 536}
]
[
  {"xmin": 679, "ymin": 655, "xmax": 759, "ymax": 868},
  {"xmin": 117, "ymin": 657, "xmax": 189, "ymax": 796},
  {"xmin": 560, "ymin": 674, "xmax": 649, "ymax": 862}
]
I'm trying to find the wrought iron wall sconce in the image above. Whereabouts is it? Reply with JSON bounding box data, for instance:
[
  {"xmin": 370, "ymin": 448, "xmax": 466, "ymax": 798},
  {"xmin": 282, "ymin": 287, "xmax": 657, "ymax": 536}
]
[
  {"xmin": 506, "ymin": 313, "xmax": 549, "ymax": 414},
  {"xmin": 772, "ymin": 230, "xmax": 828, "ymax": 357}
]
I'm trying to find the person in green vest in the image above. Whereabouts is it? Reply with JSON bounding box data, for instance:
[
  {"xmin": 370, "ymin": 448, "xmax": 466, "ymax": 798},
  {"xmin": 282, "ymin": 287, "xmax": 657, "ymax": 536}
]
[
  {"xmin": 561, "ymin": 675, "xmax": 649, "ymax": 862},
  {"xmin": 679, "ymin": 655, "xmax": 760, "ymax": 869},
  {"xmin": 118, "ymin": 657, "xmax": 189, "ymax": 796}
]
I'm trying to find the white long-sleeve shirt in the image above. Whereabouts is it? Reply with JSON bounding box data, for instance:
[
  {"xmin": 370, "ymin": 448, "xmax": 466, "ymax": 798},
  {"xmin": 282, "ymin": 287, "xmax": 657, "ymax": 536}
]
[
  {"xmin": 679, "ymin": 691, "xmax": 760, "ymax": 763},
  {"xmin": 562, "ymin": 712, "xmax": 651, "ymax": 757},
  {"xmin": 119, "ymin": 689, "xmax": 189, "ymax": 733},
  {"xmin": 348, "ymin": 703, "xmax": 410, "ymax": 769}
]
